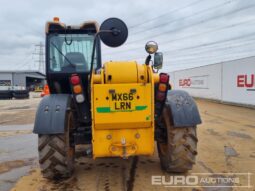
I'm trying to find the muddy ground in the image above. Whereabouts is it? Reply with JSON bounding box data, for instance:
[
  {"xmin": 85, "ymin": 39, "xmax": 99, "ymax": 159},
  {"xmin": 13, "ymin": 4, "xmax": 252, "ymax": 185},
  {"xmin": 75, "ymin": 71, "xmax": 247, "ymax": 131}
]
[{"xmin": 0, "ymin": 96, "xmax": 254, "ymax": 191}]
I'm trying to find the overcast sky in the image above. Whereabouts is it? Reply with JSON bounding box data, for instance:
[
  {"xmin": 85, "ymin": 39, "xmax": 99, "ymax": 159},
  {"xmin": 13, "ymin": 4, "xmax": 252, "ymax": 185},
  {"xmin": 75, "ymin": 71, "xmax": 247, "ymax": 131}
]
[{"xmin": 0, "ymin": 0, "xmax": 255, "ymax": 72}]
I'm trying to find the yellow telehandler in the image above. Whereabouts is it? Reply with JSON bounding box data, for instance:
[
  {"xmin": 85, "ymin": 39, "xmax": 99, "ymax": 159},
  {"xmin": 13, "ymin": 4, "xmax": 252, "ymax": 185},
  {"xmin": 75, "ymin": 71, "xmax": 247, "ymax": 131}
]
[{"xmin": 33, "ymin": 17, "xmax": 201, "ymax": 179}]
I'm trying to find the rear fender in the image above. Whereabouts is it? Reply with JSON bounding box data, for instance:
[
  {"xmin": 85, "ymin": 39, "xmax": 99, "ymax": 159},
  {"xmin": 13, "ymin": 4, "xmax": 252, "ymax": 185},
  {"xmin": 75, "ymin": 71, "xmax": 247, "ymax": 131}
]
[
  {"xmin": 33, "ymin": 94, "xmax": 71, "ymax": 134},
  {"xmin": 166, "ymin": 90, "xmax": 201, "ymax": 127}
]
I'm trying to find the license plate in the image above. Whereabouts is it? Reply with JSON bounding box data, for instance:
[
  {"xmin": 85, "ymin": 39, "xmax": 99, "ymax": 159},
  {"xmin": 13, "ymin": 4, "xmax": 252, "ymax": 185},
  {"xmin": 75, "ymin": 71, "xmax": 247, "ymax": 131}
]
[{"xmin": 110, "ymin": 92, "xmax": 135, "ymax": 111}]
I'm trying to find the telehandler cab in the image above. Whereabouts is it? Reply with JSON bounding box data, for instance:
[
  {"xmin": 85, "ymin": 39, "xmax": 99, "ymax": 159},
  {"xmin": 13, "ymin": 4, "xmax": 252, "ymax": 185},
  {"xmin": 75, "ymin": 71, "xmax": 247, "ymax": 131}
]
[{"xmin": 33, "ymin": 17, "xmax": 201, "ymax": 179}]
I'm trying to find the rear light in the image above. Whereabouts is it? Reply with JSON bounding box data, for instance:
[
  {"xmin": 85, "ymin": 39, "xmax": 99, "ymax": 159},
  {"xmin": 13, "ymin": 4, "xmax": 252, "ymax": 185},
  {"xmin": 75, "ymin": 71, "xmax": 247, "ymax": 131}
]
[
  {"xmin": 73, "ymin": 85, "xmax": 82, "ymax": 94},
  {"xmin": 70, "ymin": 74, "xmax": 85, "ymax": 103},
  {"xmin": 71, "ymin": 75, "xmax": 80, "ymax": 85},
  {"xmin": 160, "ymin": 73, "xmax": 169, "ymax": 83},
  {"xmin": 155, "ymin": 73, "xmax": 170, "ymax": 118},
  {"xmin": 76, "ymin": 94, "xmax": 85, "ymax": 103},
  {"xmin": 158, "ymin": 84, "xmax": 167, "ymax": 92}
]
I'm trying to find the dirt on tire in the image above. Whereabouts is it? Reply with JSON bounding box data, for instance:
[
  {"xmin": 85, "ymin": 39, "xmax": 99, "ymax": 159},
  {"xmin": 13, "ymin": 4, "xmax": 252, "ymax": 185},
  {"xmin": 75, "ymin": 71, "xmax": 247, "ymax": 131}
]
[
  {"xmin": 38, "ymin": 112, "xmax": 75, "ymax": 179},
  {"xmin": 157, "ymin": 101, "xmax": 198, "ymax": 172},
  {"xmin": 38, "ymin": 134, "xmax": 74, "ymax": 178}
]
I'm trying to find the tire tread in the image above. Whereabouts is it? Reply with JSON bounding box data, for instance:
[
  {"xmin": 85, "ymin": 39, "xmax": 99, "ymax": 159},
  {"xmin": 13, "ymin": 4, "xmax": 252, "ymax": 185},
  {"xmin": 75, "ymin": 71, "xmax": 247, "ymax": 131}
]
[{"xmin": 157, "ymin": 102, "xmax": 198, "ymax": 173}]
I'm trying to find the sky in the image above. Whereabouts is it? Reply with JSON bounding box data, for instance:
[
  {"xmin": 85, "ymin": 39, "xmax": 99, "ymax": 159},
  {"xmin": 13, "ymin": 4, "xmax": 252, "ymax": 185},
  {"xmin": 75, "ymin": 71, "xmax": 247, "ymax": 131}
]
[{"xmin": 0, "ymin": 0, "xmax": 255, "ymax": 72}]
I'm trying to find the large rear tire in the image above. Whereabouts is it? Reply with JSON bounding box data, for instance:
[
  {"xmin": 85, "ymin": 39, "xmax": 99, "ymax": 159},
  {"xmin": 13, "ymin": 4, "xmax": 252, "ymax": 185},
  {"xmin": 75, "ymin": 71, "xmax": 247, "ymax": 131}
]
[
  {"xmin": 38, "ymin": 112, "xmax": 75, "ymax": 179},
  {"xmin": 157, "ymin": 102, "xmax": 198, "ymax": 173}
]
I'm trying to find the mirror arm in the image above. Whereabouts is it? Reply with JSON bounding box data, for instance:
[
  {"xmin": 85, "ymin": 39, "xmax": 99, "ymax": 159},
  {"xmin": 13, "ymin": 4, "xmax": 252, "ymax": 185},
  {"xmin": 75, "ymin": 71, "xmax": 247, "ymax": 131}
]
[
  {"xmin": 145, "ymin": 54, "xmax": 151, "ymax": 65},
  {"xmin": 89, "ymin": 30, "xmax": 116, "ymax": 83}
]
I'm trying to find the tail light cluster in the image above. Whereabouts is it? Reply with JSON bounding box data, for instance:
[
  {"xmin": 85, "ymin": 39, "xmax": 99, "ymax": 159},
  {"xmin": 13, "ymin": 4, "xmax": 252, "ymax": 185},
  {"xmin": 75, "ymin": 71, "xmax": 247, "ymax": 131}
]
[
  {"xmin": 70, "ymin": 74, "xmax": 85, "ymax": 103},
  {"xmin": 155, "ymin": 73, "xmax": 170, "ymax": 121},
  {"xmin": 156, "ymin": 73, "xmax": 169, "ymax": 101}
]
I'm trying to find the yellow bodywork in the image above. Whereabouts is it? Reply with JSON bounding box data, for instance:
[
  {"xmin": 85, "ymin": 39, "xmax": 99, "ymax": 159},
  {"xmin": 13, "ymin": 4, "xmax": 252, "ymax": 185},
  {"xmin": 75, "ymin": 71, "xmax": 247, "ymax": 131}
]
[{"xmin": 91, "ymin": 61, "xmax": 157, "ymax": 158}]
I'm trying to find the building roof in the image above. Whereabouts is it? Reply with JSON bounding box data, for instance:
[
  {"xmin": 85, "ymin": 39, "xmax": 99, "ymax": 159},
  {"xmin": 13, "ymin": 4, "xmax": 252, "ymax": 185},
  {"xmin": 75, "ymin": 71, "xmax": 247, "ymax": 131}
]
[{"xmin": 0, "ymin": 70, "xmax": 45, "ymax": 79}]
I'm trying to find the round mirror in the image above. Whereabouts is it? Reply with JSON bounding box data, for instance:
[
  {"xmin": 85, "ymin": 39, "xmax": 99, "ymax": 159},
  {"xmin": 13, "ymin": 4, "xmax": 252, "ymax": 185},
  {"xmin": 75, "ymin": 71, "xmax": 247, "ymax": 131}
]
[
  {"xmin": 99, "ymin": 18, "xmax": 128, "ymax": 47},
  {"xmin": 145, "ymin": 41, "xmax": 158, "ymax": 54}
]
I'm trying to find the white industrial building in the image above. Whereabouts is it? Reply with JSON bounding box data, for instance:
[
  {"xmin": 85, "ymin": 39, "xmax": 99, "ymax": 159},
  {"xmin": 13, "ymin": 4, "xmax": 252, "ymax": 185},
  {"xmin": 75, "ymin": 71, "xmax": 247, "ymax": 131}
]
[
  {"xmin": 0, "ymin": 71, "xmax": 45, "ymax": 90},
  {"xmin": 169, "ymin": 56, "xmax": 255, "ymax": 106}
]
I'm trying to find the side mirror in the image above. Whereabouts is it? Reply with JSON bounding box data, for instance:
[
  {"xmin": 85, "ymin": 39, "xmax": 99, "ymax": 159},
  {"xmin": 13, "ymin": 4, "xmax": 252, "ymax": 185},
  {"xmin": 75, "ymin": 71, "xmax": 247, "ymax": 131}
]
[
  {"xmin": 99, "ymin": 18, "xmax": 128, "ymax": 47},
  {"xmin": 154, "ymin": 52, "xmax": 163, "ymax": 69},
  {"xmin": 89, "ymin": 18, "xmax": 128, "ymax": 82}
]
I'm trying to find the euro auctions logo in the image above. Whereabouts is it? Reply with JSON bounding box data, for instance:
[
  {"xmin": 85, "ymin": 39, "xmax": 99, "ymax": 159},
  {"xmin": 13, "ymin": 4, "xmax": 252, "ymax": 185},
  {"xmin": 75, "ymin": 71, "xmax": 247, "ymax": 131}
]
[
  {"xmin": 179, "ymin": 76, "xmax": 207, "ymax": 88},
  {"xmin": 151, "ymin": 173, "xmax": 252, "ymax": 188},
  {"xmin": 179, "ymin": 79, "xmax": 191, "ymax": 87},
  {"xmin": 237, "ymin": 74, "xmax": 255, "ymax": 91}
]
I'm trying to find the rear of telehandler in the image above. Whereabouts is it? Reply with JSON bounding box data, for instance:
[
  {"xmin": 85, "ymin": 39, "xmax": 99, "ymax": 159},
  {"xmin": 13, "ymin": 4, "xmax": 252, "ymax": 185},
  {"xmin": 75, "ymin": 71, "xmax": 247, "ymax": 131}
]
[{"xmin": 33, "ymin": 17, "xmax": 201, "ymax": 179}]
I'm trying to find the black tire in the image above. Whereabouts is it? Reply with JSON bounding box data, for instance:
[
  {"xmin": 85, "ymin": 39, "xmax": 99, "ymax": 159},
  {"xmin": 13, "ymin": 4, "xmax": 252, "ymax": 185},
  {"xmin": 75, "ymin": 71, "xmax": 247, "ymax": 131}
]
[
  {"xmin": 38, "ymin": 112, "xmax": 75, "ymax": 179},
  {"xmin": 12, "ymin": 90, "xmax": 29, "ymax": 99},
  {"xmin": 0, "ymin": 90, "xmax": 13, "ymax": 99},
  {"xmin": 13, "ymin": 93, "xmax": 29, "ymax": 99},
  {"xmin": 157, "ymin": 101, "xmax": 198, "ymax": 173},
  {"xmin": 13, "ymin": 90, "xmax": 28, "ymax": 94}
]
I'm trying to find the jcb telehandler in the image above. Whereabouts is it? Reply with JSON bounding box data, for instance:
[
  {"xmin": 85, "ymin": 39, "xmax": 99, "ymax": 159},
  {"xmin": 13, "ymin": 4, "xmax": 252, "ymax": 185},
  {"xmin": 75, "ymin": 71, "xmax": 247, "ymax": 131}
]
[{"xmin": 33, "ymin": 17, "xmax": 201, "ymax": 179}]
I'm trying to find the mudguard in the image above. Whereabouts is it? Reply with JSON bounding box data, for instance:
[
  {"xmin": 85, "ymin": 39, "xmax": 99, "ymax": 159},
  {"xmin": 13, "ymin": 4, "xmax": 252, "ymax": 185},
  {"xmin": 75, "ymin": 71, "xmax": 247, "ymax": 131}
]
[
  {"xmin": 166, "ymin": 90, "xmax": 201, "ymax": 127},
  {"xmin": 33, "ymin": 94, "xmax": 71, "ymax": 134}
]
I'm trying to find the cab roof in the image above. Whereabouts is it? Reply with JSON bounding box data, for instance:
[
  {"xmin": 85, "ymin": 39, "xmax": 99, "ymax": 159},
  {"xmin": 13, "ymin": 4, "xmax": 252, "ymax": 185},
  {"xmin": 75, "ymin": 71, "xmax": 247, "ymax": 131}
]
[{"xmin": 45, "ymin": 18, "xmax": 99, "ymax": 34}]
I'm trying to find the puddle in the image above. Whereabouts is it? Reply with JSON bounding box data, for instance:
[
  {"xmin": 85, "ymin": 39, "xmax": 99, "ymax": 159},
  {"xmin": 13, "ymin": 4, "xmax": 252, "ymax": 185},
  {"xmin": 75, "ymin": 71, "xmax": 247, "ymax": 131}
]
[
  {"xmin": 224, "ymin": 145, "xmax": 239, "ymax": 166},
  {"xmin": 0, "ymin": 124, "xmax": 33, "ymax": 137},
  {"xmin": 0, "ymin": 166, "xmax": 32, "ymax": 191},
  {"xmin": 0, "ymin": 124, "xmax": 33, "ymax": 131},
  {"xmin": 226, "ymin": 131, "xmax": 253, "ymax": 139},
  {"xmin": 0, "ymin": 124, "xmax": 38, "ymax": 190},
  {"xmin": 0, "ymin": 133, "xmax": 37, "ymax": 162},
  {"xmin": 224, "ymin": 146, "xmax": 238, "ymax": 157}
]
